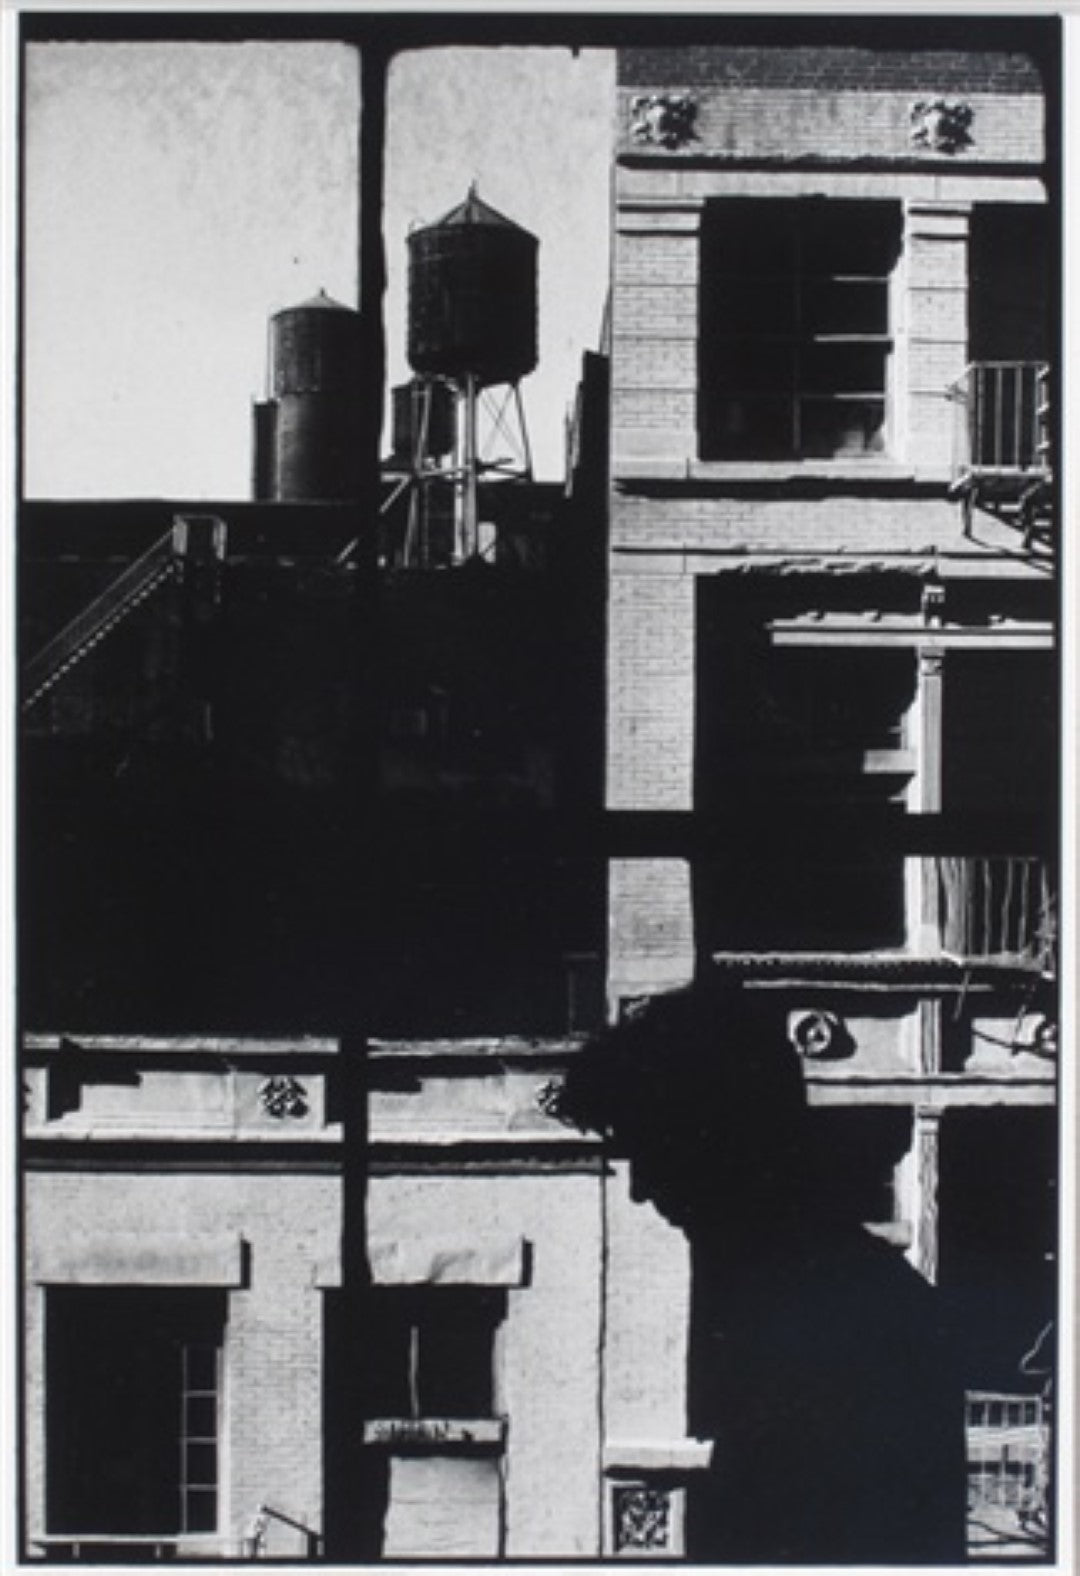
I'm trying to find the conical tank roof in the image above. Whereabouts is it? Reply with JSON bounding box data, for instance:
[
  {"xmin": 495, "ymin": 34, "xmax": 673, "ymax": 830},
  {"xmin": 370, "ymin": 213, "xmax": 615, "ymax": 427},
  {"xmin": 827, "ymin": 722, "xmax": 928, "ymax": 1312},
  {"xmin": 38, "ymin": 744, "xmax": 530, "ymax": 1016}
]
[
  {"xmin": 427, "ymin": 183, "xmax": 534, "ymax": 238},
  {"xmin": 274, "ymin": 288, "xmax": 357, "ymax": 318}
]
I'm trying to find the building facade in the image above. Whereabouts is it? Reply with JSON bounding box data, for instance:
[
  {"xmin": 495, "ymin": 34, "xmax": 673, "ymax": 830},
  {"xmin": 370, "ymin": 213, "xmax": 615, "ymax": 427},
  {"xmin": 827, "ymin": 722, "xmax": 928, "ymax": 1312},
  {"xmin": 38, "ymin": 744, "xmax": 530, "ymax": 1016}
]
[
  {"xmin": 19, "ymin": 26, "xmax": 1060, "ymax": 1564},
  {"xmin": 605, "ymin": 36, "xmax": 1057, "ymax": 1553}
]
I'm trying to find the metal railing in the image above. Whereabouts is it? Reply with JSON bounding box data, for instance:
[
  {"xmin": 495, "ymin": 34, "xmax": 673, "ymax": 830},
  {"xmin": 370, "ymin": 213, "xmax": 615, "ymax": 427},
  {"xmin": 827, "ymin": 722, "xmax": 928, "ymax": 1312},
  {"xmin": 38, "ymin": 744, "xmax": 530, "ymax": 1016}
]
[
  {"xmin": 966, "ymin": 1390, "xmax": 1050, "ymax": 1552},
  {"xmin": 937, "ymin": 856, "xmax": 1054, "ymax": 967},
  {"xmin": 245, "ymin": 1503, "xmax": 323, "ymax": 1559},
  {"xmin": 21, "ymin": 527, "xmax": 179, "ymax": 713},
  {"xmin": 949, "ymin": 361, "xmax": 1050, "ymax": 484}
]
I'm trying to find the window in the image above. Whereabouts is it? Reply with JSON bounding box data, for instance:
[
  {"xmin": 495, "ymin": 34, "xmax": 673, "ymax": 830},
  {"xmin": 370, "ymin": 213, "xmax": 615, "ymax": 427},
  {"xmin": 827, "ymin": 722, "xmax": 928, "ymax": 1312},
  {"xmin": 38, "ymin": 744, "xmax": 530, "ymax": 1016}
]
[
  {"xmin": 364, "ymin": 1287, "xmax": 504, "ymax": 1420},
  {"xmin": 46, "ymin": 1287, "xmax": 225, "ymax": 1538},
  {"xmin": 180, "ymin": 1340, "xmax": 222, "ymax": 1533},
  {"xmin": 699, "ymin": 199, "xmax": 901, "ymax": 460}
]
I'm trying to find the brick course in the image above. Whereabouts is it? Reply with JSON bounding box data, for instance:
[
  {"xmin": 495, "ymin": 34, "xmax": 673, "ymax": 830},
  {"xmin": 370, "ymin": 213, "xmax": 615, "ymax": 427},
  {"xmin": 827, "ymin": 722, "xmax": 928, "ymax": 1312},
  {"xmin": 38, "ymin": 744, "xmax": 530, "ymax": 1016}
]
[{"xmin": 618, "ymin": 45, "xmax": 1046, "ymax": 94}]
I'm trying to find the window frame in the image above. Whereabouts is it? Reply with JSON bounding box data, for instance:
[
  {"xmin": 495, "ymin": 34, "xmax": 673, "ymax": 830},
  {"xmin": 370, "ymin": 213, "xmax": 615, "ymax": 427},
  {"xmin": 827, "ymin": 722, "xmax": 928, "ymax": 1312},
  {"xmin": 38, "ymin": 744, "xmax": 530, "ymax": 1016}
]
[
  {"xmin": 364, "ymin": 1285, "xmax": 506, "ymax": 1423},
  {"xmin": 699, "ymin": 198, "xmax": 901, "ymax": 462}
]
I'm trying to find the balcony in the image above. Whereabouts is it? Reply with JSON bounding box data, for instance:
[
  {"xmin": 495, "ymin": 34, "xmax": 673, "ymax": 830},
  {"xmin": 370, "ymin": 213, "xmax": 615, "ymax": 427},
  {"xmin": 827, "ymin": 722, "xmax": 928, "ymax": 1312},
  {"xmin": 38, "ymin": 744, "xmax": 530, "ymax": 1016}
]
[{"xmin": 948, "ymin": 362, "xmax": 1051, "ymax": 548}]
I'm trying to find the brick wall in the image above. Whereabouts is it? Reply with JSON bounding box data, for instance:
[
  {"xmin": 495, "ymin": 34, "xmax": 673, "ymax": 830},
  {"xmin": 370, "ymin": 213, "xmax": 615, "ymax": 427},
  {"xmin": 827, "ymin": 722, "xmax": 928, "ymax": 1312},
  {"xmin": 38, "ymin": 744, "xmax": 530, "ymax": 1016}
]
[
  {"xmin": 603, "ymin": 1159, "xmax": 691, "ymax": 1442},
  {"xmin": 609, "ymin": 489, "xmax": 967, "ymax": 556},
  {"xmin": 619, "ymin": 86, "xmax": 1043, "ymax": 167},
  {"xmin": 366, "ymin": 1171, "xmax": 605, "ymax": 1557},
  {"xmin": 607, "ymin": 571, "xmax": 695, "ymax": 812},
  {"xmin": 608, "ymin": 859, "xmax": 695, "ymax": 999},
  {"xmin": 24, "ymin": 1167, "xmax": 339, "ymax": 1560},
  {"xmin": 618, "ymin": 46, "xmax": 1046, "ymax": 94}
]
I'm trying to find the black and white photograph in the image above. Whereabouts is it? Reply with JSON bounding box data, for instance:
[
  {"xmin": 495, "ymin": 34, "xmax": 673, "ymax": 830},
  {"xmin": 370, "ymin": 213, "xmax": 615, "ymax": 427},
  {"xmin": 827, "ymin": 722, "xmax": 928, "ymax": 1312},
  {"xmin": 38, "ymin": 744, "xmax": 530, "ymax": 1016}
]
[{"xmin": 8, "ymin": 6, "xmax": 1070, "ymax": 1567}]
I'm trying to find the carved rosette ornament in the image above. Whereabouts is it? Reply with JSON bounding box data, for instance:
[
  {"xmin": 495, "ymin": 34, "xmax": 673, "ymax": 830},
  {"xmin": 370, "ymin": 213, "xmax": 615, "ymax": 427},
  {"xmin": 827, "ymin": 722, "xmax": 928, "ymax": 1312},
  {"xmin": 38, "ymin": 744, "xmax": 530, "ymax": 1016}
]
[
  {"xmin": 258, "ymin": 1075, "xmax": 309, "ymax": 1119},
  {"xmin": 630, "ymin": 93, "xmax": 698, "ymax": 150},
  {"xmin": 909, "ymin": 99, "xmax": 974, "ymax": 154},
  {"xmin": 787, "ymin": 1010, "xmax": 855, "ymax": 1061},
  {"xmin": 535, "ymin": 1077, "xmax": 567, "ymax": 1120},
  {"xmin": 613, "ymin": 1485, "xmax": 672, "ymax": 1552}
]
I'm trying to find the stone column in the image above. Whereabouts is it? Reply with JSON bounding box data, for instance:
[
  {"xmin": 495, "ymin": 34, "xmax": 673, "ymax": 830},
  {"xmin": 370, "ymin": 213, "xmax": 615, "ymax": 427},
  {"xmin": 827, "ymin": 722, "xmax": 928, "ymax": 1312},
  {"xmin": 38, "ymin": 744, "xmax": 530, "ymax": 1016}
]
[
  {"xmin": 909, "ymin": 644, "xmax": 945, "ymax": 954},
  {"xmin": 610, "ymin": 201, "xmax": 702, "ymax": 470},
  {"xmin": 902, "ymin": 201, "xmax": 971, "ymax": 476},
  {"xmin": 606, "ymin": 567, "xmax": 697, "ymax": 1006},
  {"xmin": 905, "ymin": 1105, "xmax": 943, "ymax": 1285}
]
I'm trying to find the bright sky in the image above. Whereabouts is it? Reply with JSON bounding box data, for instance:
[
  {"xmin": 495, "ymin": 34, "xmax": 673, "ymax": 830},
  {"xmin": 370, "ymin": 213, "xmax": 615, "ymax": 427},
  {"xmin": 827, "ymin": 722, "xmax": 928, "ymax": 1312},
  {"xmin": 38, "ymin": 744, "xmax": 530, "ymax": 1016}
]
[{"xmin": 23, "ymin": 41, "xmax": 614, "ymax": 498}]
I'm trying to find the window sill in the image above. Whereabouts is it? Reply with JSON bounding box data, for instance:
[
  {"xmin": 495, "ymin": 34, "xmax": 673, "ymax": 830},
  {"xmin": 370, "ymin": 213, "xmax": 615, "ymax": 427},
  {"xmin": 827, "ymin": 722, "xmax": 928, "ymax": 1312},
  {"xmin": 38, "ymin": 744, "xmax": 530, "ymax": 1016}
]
[
  {"xmin": 613, "ymin": 457, "xmax": 949, "ymax": 486},
  {"xmin": 604, "ymin": 1439, "xmax": 713, "ymax": 1475},
  {"xmin": 363, "ymin": 1417, "xmax": 506, "ymax": 1451}
]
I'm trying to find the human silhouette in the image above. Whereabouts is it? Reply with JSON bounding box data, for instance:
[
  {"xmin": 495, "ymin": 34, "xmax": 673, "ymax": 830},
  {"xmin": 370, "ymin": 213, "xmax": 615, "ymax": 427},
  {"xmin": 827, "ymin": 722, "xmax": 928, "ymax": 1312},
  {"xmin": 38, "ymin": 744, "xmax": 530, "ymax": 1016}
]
[{"xmin": 555, "ymin": 977, "xmax": 968, "ymax": 1564}]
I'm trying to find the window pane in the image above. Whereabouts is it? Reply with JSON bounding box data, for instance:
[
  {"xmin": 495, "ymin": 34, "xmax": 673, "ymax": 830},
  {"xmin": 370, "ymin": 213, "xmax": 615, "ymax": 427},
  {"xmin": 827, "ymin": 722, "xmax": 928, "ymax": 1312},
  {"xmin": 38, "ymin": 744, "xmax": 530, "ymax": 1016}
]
[
  {"xmin": 184, "ymin": 1489, "xmax": 218, "ymax": 1534},
  {"xmin": 801, "ymin": 342, "xmax": 889, "ymax": 395},
  {"xmin": 800, "ymin": 398, "xmax": 886, "ymax": 456},
  {"xmin": 706, "ymin": 201, "xmax": 798, "ymax": 275},
  {"xmin": 711, "ymin": 277, "xmax": 798, "ymax": 335},
  {"xmin": 803, "ymin": 278, "xmax": 889, "ymax": 336},
  {"xmin": 801, "ymin": 200, "xmax": 902, "ymax": 274},
  {"xmin": 184, "ymin": 1395, "xmax": 217, "ymax": 1439},
  {"xmin": 707, "ymin": 340, "xmax": 796, "ymax": 393},
  {"xmin": 704, "ymin": 398, "xmax": 795, "ymax": 459},
  {"xmin": 185, "ymin": 1442, "xmax": 218, "ymax": 1486}
]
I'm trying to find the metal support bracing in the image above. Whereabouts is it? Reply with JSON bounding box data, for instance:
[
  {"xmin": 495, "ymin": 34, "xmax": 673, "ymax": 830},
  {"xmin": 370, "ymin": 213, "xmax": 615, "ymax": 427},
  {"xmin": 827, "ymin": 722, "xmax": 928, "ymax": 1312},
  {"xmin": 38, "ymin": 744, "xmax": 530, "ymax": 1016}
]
[
  {"xmin": 458, "ymin": 371, "xmax": 480, "ymax": 562},
  {"xmin": 380, "ymin": 372, "xmax": 533, "ymax": 568}
]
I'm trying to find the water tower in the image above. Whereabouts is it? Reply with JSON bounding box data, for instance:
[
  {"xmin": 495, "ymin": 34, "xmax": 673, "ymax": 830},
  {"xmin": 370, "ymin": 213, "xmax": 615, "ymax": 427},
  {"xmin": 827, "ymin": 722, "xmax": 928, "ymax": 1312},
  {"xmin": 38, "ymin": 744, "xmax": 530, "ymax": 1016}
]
[
  {"xmin": 253, "ymin": 290, "xmax": 364, "ymax": 502},
  {"xmin": 397, "ymin": 185, "xmax": 538, "ymax": 565}
]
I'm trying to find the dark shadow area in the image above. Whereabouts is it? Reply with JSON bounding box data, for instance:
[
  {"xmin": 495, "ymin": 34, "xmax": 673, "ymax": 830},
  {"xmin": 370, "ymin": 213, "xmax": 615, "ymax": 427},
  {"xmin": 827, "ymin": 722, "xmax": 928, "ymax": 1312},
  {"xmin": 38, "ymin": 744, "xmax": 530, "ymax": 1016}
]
[
  {"xmin": 555, "ymin": 977, "xmax": 969, "ymax": 1565},
  {"xmin": 46, "ymin": 1287, "xmax": 226, "ymax": 1539}
]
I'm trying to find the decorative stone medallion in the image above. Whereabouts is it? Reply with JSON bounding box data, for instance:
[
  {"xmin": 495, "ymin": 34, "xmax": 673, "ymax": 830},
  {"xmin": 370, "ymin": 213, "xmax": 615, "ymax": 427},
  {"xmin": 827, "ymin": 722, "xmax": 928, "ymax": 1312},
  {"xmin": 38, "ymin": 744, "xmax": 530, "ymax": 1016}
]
[
  {"xmin": 910, "ymin": 99, "xmax": 974, "ymax": 154},
  {"xmin": 613, "ymin": 1484, "xmax": 672, "ymax": 1552},
  {"xmin": 258, "ymin": 1075, "xmax": 309, "ymax": 1119},
  {"xmin": 535, "ymin": 1077, "xmax": 567, "ymax": 1120},
  {"xmin": 787, "ymin": 1010, "xmax": 854, "ymax": 1060},
  {"xmin": 629, "ymin": 93, "xmax": 698, "ymax": 150}
]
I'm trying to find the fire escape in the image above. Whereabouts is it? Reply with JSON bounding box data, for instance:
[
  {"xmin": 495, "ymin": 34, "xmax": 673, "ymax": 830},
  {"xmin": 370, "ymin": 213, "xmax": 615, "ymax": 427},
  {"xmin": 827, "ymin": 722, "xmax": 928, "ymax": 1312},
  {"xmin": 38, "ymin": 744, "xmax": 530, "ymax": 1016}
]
[
  {"xmin": 949, "ymin": 362, "xmax": 1052, "ymax": 552},
  {"xmin": 20, "ymin": 516, "xmax": 226, "ymax": 716}
]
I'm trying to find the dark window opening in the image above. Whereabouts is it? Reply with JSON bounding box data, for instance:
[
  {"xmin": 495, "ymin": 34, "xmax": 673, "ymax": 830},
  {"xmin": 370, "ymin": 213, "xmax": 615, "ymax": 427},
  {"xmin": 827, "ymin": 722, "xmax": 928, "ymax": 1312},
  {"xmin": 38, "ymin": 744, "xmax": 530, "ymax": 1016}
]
[
  {"xmin": 697, "ymin": 628, "xmax": 916, "ymax": 810},
  {"xmin": 969, "ymin": 205, "xmax": 1051, "ymax": 366},
  {"xmin": 943, "ymin": 651, "xmax": 1056, "ymax": 818},
  {"xmin": 46, "ymin": 1287, "xmax": 225, "ymax": 1538},
  {"xmin": 699, "ymin": 199, "xmax": 901, "ymax": 460},
  {"xmin": 699, "ymin": 849, "xmax": 906, "ymax": 954},
  {"xmin": 937, "ymin": 1109, "xmax": 1056, "ymax": 1390},
  {"xmin": 363, "ymin": 1287, "xmax": 505, "ymax": 1420}
]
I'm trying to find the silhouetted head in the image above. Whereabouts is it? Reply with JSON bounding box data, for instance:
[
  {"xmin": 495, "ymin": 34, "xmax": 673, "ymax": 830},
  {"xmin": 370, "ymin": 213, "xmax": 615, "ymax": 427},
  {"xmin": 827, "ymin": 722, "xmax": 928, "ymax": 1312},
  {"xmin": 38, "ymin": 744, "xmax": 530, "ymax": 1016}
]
[{"xmin": 555, "ymin": 978, "xmax": 813, "ymax": 1237}]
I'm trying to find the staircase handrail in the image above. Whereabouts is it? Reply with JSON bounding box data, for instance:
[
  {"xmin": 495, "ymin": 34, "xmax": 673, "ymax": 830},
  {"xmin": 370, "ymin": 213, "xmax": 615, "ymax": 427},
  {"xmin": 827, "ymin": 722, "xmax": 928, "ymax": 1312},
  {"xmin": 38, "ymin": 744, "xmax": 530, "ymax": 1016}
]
[{"xmin": 21, "ymin": 527, "xmax": 179, "ymax": 712}]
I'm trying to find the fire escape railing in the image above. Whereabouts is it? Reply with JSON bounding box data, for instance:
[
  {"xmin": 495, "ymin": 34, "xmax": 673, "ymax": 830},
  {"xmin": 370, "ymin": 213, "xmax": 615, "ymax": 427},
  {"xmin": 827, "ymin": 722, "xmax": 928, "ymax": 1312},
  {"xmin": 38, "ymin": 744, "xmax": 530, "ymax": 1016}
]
[
  {"xmin": 948, "ymin": 362, "xmax": 1051, "ymax": 547},
  {"xmin": 936, "ymin": 856, "xmax": 1055, "ymax": 970},
  {"xmin": 20, "ymin": 515, "xmax": 226, "ymax": 715},
  {"xmin": 21, "ymin": 527, "xmax": 180, "ymax": 713}
]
